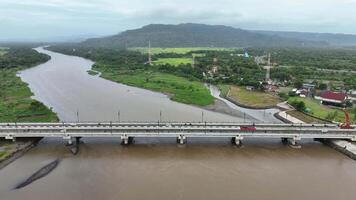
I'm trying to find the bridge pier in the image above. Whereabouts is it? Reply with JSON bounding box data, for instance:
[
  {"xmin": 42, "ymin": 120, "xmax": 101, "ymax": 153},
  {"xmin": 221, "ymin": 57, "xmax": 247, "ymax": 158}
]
[
  {"xmin": 121, "ymin": 135, "xmax": 134, "ymax": 145},
  {"xmin": 231, "ymin": 136, "xmax": 243, "ymax": 147},
  {"xmin": 63, "ymin": 135, "xmax": 72, "ymax": 146},
  {"xmin": 64, "ymin": 136, "xmax": 81, "ymax": 155},
  {"xmin": 281, "ymin": 138, "xmax": 288, "ymax": 145},
  {"xmin": 287, "ymin": 137, "xmax": 301, "ymax": 149},
  {"xmin": 5, "ymin": 135, "xmax": 16, "ymax": 142},
  {"xmin": 177, "ymin": 135, "xmax": 187, "ymax": 145}
]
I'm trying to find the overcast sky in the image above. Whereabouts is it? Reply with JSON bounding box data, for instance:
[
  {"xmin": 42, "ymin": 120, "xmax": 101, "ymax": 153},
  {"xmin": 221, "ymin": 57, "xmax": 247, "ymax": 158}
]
[{"xmin": 1, "ymin": 0, "xmax": 356, "ymax": 41}]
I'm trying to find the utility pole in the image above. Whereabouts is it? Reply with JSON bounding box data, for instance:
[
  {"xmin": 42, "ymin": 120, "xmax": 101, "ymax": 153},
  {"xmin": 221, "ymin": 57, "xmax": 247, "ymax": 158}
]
[
  {"xmin": 159, "ymin": 110, "xmax": 162, "ymax": 122},
  {"xmin": 265, "ymin": 53, "xmax": 271, "ymax": 82},
  {"xmin": 76, "ymin": 110, "xmax": 80, "ymax": 123},
  {"xmin": 148, "ymin": 40, "xmax": 152, "ymax": 65},
  {"xmin": 192, "ymin": 54, "xmax": 195, "ymax": 68}
]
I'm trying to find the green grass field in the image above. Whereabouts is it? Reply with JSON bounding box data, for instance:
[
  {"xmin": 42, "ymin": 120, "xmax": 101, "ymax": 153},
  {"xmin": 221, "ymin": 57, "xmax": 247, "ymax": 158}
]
[
  {"xmin": 217, "ymin": 84, "xmax": 230, "ymax": 98},
  {"xmin": 227, "ymin": 86, "xmax": 281, "ymax": 108},
  {"xmin": 130, "ymin": 47, "xmax": 235, "ymax": 55},
  {"xmin": 93, "ymin": 64, "xmax": 214, "ymax": 106},
  {"xmin": 0, "ymin": 67, "xmax": 58, "ymax": 122},
  {"xmin": 153, "ymin": 58, "xmax": 193, "ymax": 66},
  {"xmin": 288, "ymin": 96, "xmax": 356, "ymax": 123},
  {"xmin": 0, "ymin": 47, "xmax": 8, "ymax": 56}
]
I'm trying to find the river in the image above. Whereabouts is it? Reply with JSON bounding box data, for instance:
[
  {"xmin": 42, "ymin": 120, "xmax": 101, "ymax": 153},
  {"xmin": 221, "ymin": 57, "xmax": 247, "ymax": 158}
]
[{"xmin": 1, "ymin": 48, "xmax": 356, "ymax": 200}]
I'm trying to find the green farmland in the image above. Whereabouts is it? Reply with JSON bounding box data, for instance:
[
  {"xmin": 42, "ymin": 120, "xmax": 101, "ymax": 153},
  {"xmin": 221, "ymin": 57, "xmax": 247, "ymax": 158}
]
[
  {"xmin": 130, "ymin": 47, "xmax": 235, "ymax": 55},
  {"xmin": 153, "ymin": 58, "xmax": 193, "ymax": 66}
]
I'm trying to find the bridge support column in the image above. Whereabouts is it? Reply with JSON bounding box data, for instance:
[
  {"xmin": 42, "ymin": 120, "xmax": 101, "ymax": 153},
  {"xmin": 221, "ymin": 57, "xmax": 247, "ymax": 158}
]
[
  {"xmin": 281, "ymin": 138, "xmax": 288, "ymax": 145},
  {"xmin": 63, "ymin": 135, "xmax": 72, "ymax": 146},
  {"xmin": 287, "ymin": 136, "xmax": 301, "ymax": 149},
  {"xmin": 177, "ymin": 135, "xmax": 187, "ymax": 145},
  {"xmin": 121, "ymin": 135, "xmax": 133, "ymax": 145},
  {"xmin": 351, "ymin": 136, "xmax": 356, "ymax": 142},
  {"xmin": 63, "ymin": 136, "xmax": 81, "ymax": 155},
  {"xmin": 231, "ymin": 136, "xmax": 243, "ymax": 147},
  {"xmin": 5, "ymin": 135, "xmax": 16, "ymax": 142}
]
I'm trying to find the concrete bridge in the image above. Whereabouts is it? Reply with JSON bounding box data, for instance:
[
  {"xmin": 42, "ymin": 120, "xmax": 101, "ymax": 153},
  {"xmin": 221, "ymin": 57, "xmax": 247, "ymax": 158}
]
[{"xmin": 1, "ymin": 122, "xmax": 356, "ymax": 147}]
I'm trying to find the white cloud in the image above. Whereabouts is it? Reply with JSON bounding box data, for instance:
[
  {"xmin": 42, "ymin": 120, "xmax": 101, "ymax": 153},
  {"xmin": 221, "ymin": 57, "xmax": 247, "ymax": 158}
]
[{"xmin": 1, "ymin": 0, "xmax": 356, "ymax": 41}]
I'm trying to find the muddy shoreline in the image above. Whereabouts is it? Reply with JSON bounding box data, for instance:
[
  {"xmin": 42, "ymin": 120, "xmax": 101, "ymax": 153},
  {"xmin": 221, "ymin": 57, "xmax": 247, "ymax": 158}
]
[{"xmin": 0, "ymin": 138, "xmax": 42, "ymax": 170}]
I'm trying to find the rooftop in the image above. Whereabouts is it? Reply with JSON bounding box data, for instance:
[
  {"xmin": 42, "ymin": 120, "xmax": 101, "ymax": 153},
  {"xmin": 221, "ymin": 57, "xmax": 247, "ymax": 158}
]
[{"xmin": 320, "ymin": 91, "xmax": 347, "ymax": 102}]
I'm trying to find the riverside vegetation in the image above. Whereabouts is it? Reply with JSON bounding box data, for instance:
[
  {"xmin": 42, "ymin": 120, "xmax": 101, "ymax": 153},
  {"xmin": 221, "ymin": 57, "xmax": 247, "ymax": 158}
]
[
  {"xmin": 0, "ymin": 46, "xmax": 58, "ymax": 122},
  {"xmin": 48, "ymin": 44, "xmax": 356, "ymax": 123},
  {"xmin": 0, "ymin": 46, "xmax": 58, "ymax": 161}
]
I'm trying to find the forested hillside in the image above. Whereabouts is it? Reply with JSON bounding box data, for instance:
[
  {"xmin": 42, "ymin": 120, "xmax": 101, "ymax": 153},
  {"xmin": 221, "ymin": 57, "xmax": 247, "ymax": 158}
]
[{"xmin": 82, "ymin": 23, "xmax": 325, "ymax": 48}]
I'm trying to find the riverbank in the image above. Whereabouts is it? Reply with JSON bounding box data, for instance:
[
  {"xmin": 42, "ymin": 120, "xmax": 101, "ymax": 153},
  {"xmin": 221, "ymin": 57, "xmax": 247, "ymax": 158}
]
[
  {"xmin": 275, "ymin": 103, "xmax": 356, "ymax": 160},
  {"xmin": 0, "ymin": 47, "xmax": 59, "ymax": 169},
  {"xmin": 92, "ymin": 64, "xmax": 214, "ymax": 106},
  {"xmin": 0, "ymin": 138, "xmax": 42, "ymax": 170}
]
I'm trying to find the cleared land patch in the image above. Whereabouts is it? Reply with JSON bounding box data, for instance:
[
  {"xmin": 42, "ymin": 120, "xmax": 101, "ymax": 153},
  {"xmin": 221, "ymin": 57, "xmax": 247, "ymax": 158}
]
[{"xmin": 227, "ymin": 86, "xmax": 281, "ymax": 108}]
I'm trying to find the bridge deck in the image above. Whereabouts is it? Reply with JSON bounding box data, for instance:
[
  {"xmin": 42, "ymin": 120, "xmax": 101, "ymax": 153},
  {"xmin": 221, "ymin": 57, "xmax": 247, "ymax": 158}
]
[{"xmin": 1, "ymin": 122, "xmax": 356, "ymax": 141}]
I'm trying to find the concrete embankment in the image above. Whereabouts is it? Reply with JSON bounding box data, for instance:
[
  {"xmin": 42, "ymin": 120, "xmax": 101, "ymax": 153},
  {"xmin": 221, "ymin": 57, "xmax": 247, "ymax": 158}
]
[
  {"xmin": 320, "ymin": 139, "xmax": 356, "ymax": 160},
  {"xmin": 275, "ymin": 103, "xmax": 356, "ymax": 161}
]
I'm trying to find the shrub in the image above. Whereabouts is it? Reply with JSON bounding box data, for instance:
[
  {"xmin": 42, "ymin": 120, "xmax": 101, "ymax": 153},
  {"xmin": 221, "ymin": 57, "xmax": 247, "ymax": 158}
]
[{"xmin": 290, "ymin": 100, "xmax": 306, "ymax": 112}]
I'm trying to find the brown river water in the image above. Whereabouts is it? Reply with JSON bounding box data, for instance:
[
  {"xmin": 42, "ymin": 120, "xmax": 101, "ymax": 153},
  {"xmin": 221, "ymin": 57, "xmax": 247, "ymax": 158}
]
[{"xmin": 1, "ymin": 47, "xmax": 356, "ymax": 200}]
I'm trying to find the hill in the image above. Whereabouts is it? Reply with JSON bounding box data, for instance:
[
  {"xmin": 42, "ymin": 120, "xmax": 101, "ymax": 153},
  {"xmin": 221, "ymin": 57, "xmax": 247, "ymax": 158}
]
[
  {"xmin": 254, "ymin": 30, "xmax": 356, "ymax": 47},
  {"xmin": 81, "ymin": 23, "xmax": 326, "ymax": 48}
]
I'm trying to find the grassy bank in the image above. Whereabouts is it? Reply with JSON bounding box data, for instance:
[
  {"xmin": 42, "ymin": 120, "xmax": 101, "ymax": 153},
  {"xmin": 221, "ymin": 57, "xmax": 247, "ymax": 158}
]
[
  {"xmin": 286, "ymin": 110, "xmax": 327, "ymax": 124},
  {"xmin": 288, "ymin": 96, "xmax": 356, "ymax": 123},
  {"xmin": 0, "ymin": 48, "xmax": 58, "ymax": 122},
  {"xmin": 1, "ymin": 47, "xmax": 58, "ymax": 162},
  {"xmin": 0, "ymin": 68, "xmax": 58, "ymax": 123},
  {"xmin": 226, "ymin": 86, "xmax": 281, "ymax": 108},
  {"xmin": 93, "ymin": 64, "xmax": 214, "ymax": 106},
  {"xmin": 217, "ymin": 84, "xmax": 230, "ymax": 98}
]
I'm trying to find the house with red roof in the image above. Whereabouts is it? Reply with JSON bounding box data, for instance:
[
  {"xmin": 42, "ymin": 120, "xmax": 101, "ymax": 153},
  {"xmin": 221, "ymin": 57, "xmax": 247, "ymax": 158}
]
[{"xmin": 315, "ymin": 91, "xmax": 348, "ymax": 107}]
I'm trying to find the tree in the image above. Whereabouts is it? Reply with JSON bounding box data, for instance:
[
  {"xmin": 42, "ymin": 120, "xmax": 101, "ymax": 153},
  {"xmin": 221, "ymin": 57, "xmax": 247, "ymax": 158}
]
[
  {"xmin": 290, "ymin": 100, "xmax": 306, "ymax": 112},
  {"xmin": 294, "ymin": 79, "xmax": 303, "ymax": 89},
  {"xmin": 318, "ymin": 83, "xmax": 327, "ymax": 90}
]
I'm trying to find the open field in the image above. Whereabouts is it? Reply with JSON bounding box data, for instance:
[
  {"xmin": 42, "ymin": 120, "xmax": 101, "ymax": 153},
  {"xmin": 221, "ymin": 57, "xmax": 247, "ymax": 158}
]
[
  {"xmin": 0, "ymin": 68, "xmax": 58, "ymax": 122},
  {"xmin": 130, "ymin": 47, "xmax": 235, "ymax": 55},
  {"xmin": 153, "ymin": 58, "xmax": 193, "ymax": 66},
  {"xmin": 227, "ymin": 86, "xmax": 281, "ymax": 108},
  {"xmin": 288, "ymin": 96, "xmax": 356, "ymax": 123},
  {"xmin": 93, "ymin": 64, "xmax": 214, "ymax": 106}
]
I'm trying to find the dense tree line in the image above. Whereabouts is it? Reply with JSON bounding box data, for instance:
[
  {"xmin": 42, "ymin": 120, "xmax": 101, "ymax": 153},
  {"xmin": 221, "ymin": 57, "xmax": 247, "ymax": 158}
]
[
  {"xmin": 0, "ymin": 48, "xmax": 50, "ymax": 69},
  {"xmin": 247, "ymin": 47, "xmax": 356, "ymax": 71}
]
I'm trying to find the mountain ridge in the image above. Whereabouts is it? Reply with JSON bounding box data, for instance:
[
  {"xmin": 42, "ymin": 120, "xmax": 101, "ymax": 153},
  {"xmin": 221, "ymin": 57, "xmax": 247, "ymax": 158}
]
[{"xmin": 81, "ymin": 23, "xmax": 327, "ymax": 48}]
